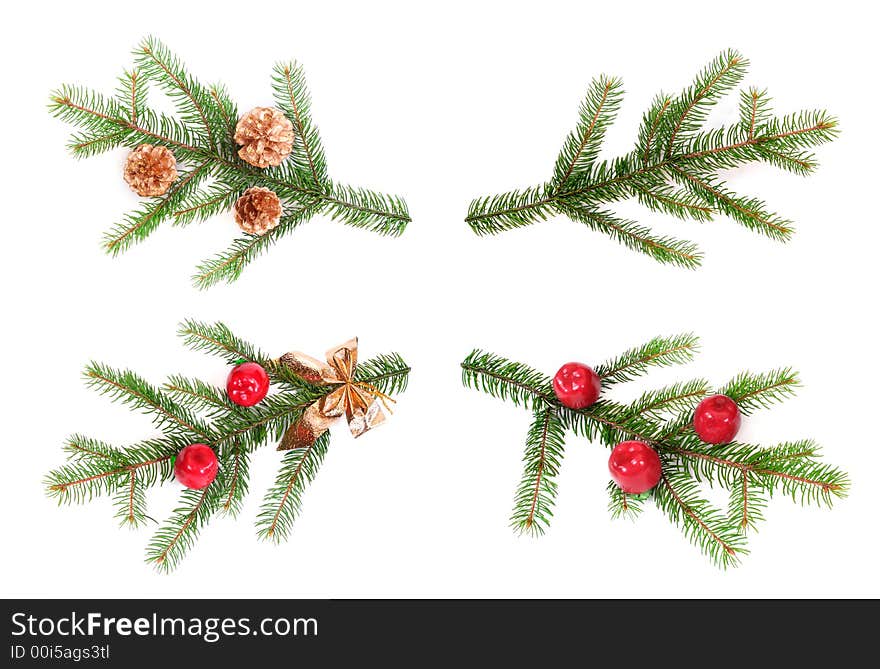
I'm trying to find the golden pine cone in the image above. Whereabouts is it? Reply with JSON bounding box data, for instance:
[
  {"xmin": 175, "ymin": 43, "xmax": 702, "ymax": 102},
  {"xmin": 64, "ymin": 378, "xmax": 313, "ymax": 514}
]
[
  {"xmin": 234, "ymin": 107, "xmax": 295, "ymax": 168},
  {"xmin": 234, "ymin": 187, "xmax": 283, "ymax": 235},
  {"xmin": 123, "ymin": 144, "xmax": 178, "ymax": 197}
]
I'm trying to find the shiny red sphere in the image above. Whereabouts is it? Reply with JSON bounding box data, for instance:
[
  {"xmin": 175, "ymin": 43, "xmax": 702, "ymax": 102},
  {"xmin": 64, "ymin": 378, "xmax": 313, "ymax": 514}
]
[
  {"xmin": 226, "ymin": 362, "xmax": 270, "ymax": 407},
  {"xmin": 174, "ymin": 443, "xmax": 219, "ymax": 489},
  {"xmin": 552, "ymin": 362, "xmax": 601, "ymax": 409},
  {"xmin": 608, "ymin": 441, "xmax": 662, "ymax": 494},
  {"xmin": 693, "ymin": 394, "xmax": 741, "ymax": 445}
]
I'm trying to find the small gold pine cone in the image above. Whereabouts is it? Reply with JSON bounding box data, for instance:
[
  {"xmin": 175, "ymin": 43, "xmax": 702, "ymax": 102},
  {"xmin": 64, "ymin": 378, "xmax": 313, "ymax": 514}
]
[
  {"xmin": 234, "ymin": 107, "xmax": 295, "ymax": 168},
  {"xmin": 123, "ymin": 144, "xmax": 178, "ymax": 197},
  {"xmin": 234, "ymin": 187, "xmax": 283, "ymax": 235}
]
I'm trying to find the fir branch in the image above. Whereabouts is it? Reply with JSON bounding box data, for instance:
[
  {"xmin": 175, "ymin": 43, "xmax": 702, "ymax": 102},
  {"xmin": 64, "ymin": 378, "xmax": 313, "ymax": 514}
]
[
  {"xmin": 596, "ymin": 333, "xmax": 699, "ymax": 386},
  {"xmin": 191, "ymin": 203, "xmax": 321, "ymax": 289},
  {"xmin": 670, "ymin": 166, "xmax": 793, "ymax": 241},
  {"xmin": 630, "ymin": 181, "xmax": 713, "ymax": 222},
  {"xmin": 461, "ymin": 350, "xmax": 555, "ymax": 410},
  {"xmin": 146, "ymin": 472, "xmax": 227, "ymax": 572},
  {"xmin": 510, "ymin": 407, "xmax": 566, "ymax": 536},
  {"xmin": 461, "ymin": 335, "xmax": 847, "ymax": 568},
  {"xmin": 740, "ymin": 87, "xmax": 771, "ymax": 141},
  {"xmin": 218, "ymin": 442, "xmax": 250, "ymax": 517},
  {"xmin": 552, "ymin": 76, "xmax": 624, "ymax": 189},
  {"xmin": 46, "ymin": 460, "xmax": 128, "ymax": 504},
  {"xmin": 622, "ymin": 379, "xmax": 711, "ymax": 420},
  {"xmin": 208, "ymin": 83, "xmax": 239, "ymax": 157},
  {"xmin": 63, "ymin": 435, "xmax": 124, "ymax": 463},
  {"xmin": 115, "ymin": 68, "xmax": 147, "ymax": 125},
  {"xmin": 353, "ymin": 352, "xmax": 412, "ymax": 395},
  {"xmin": 654, "ymin": 471, "xmax": 746, "ymax": 568},
  {"xmin": 668, "ymin": 440, "xmax": 849, "ymax": 508},
  {"xmin": 176, "ymin": 319, "xmax": 271, "ymax": 366},
  {"xmin": 49, "ymin": 85, "xmax": 131, "ymax": 135},
  {"xmin": 661, "ymin": 50, "xmax": 748, "ymax": 158},
  {"xmin": 607, "ymin": 481, "xmax": 644, "ymax": 521},
  {"xmin": 46, "ymin": 440, "xmax": 178, "ymax": 505},
  {"xmin": 638, "ymin": 94, "xmax": 672, "ymax": 165},
  {"xmin": 171, "ymin": 183, "xmax": 240, "ymax": 227},
  {"xmin": 83, "ymin": 362, "xmax": 212, "ymax": 440},
  {"xmin": 322, "ymin": 182, "xmax": 411, "ymax": 236},
  {"xmin": 466, "ymin": 184, "xmax": 555, "ymax": 234},
  {"xmin": 66, "ymin": 128, "xmax": 129, "ymax": 158},
  {"xmin": 113, "ymin": 471, "xmax": 147, "ymax": 528},
  {"xmin": 728, "ymin": 468, "xmax": 767, "ymax": 532},
  {"xmin": 135, "ymin": 36, "xmax": 220, "ymax": 148},
  {"xmin": 755, "ymin": 146, "xmax": 817, "ymax": 176},
  {"xmin": 102, "ymin": 161, "xmax": 213, "ymax": 255},
  {"xmin": 465, "ymin": 51, "xmax": 838, "ymax": 267},
  {"xmin": 558, "ymin": 204, "xmax": 703, "ymax": 269},
  {"xmin": 271, "ymin": 62, "xmax": 328, "ymax": 187},
  {"xmin": 50, "ymin": 36, "xmax": 411, "ymax": 287},
  {"xmin": 47, "ymin": 322, "xmax": 409, "ymax": 571},
  {"xmin": 256, "ymin": 432, "xmax": 330, "ymax": 543},
  {"xmin": 164, "ymin": 375, "xmax": 237, "ymax": 418},
  {"xmin": 718, "ymin": 368, "xmax": 800, "ymax": 414}
]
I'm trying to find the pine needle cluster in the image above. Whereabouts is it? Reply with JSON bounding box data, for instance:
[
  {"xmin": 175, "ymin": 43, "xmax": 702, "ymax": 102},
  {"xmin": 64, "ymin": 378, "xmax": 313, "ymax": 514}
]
[
  {"xmin": 461, "ymin": 335, "xmax": 847, "ymax": 567},
  {"xmin": 465, "ymin": 51, "xmax": 838, "ymax": 268},
  {"xmin": 45, "ymin": 321, "xmax": 410, "ymax": 571},
  {"xmin": 49, "ymin": 36, "xmax": 411, "ymax": 288}
]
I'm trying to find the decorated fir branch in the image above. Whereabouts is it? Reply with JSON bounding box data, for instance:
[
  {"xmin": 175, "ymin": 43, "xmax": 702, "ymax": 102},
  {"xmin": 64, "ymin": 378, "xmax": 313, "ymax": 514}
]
[
  {"xmin": 460, "ymin": 335, "xmax": 848, "ymax": 567},
  {"xmin": 465, "ymin": 50, "xmax": 838, "ymax": 269},
  {"xmin": 49, "ymin": 36, "xmax": 411, "ymax": 289},
  {"xmin": 44, "ymin": 321, "xmax": 410, "ymax": 571}
]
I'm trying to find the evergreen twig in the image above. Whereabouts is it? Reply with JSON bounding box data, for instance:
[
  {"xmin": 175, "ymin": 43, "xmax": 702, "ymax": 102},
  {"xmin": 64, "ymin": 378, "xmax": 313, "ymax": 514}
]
[
  {"xmin": 49, "ymin": 36, "xmax": 411, "ymax": 288},
  {"xmin": 460, "ymin": 335, "xmax": 848, "ymax": 567},
  {"xmin": 45, "ymin": 321, "xmax": 410, "ymax": 572},
  {"xmin": 465, "ymin": 50, "xmax": 838, "ymax": 268}
]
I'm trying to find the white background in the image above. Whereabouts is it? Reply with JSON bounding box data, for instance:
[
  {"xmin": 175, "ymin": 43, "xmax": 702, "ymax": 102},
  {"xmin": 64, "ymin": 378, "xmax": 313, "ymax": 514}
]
[{"xmin": 2, "ymin": 0, "xmax": 877, "ymax": 598}]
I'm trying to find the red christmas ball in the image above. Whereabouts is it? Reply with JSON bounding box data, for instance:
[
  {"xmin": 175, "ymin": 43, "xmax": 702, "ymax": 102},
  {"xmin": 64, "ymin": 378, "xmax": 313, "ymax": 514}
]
[
  {"xmin": 552, "ymin": 362, "xmax": 601, "ymax": 409},
  {"xmin": 174, "ymin": 443, "xmax": 218, "ymax": 489},
  {"xmin": 608, "ymin": 440, "xmax": 662, "ymax": 494},
  {"xmin": 693, "ymin": 394, "xmax": 741, "ymax": 445},
  {"xmin": 226, "ymin": 362, "xmax": 270, "ymax": 407}
]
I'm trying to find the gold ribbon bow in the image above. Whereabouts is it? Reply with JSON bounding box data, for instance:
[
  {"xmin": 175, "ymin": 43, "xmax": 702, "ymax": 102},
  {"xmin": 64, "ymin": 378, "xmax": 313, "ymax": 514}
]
[{"xmin": 276, "ymin": 338, "xmax": 395, "ymax": 451}]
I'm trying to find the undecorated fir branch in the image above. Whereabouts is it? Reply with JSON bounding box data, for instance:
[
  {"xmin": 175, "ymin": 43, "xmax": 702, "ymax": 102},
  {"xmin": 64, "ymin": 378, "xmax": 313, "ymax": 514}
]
[
  {"xmin": 465, "ymin": 50, "xmax": 838, "ymax": 269},
  {"xmin": 49, "ymin": 36, "xmax": 411, "ymax": 288},
  {"xmin": 510, "ymin": 407, "xmax": 566, "ymax": 536},
  {"xmin": 45, "ymin": 321, "xmax": 410, "ymax": 572},
  {"xmin": 460, "ymin": 335, "xmax": 848, "ymax": 567}
]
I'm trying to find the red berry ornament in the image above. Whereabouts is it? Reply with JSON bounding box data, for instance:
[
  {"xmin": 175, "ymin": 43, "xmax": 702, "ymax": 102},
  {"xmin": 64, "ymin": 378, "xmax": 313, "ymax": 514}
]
[
  {"xmin": 608, "ymin": 441, "xmax": 662, "ymax": 494},
  {"xmin": 552, "ymin": 362, "xmax": 601, "ymax": 409},
  {"xmin": 174, "ymin": 443, "xmax": 219, "ymax": 489},
  {"xmin": 693, "ymin": 394, "xmax": 741, "ymax": 445},
  {"xmin": 226, "ymin": 361, "xmax": 270, "ymax": 407}
]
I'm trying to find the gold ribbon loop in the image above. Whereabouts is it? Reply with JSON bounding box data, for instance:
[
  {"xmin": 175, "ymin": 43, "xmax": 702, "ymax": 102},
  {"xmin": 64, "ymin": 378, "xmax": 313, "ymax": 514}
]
[{"xmin": 276, "ymin": 338, "xmax": 392, "ymax": 450}]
